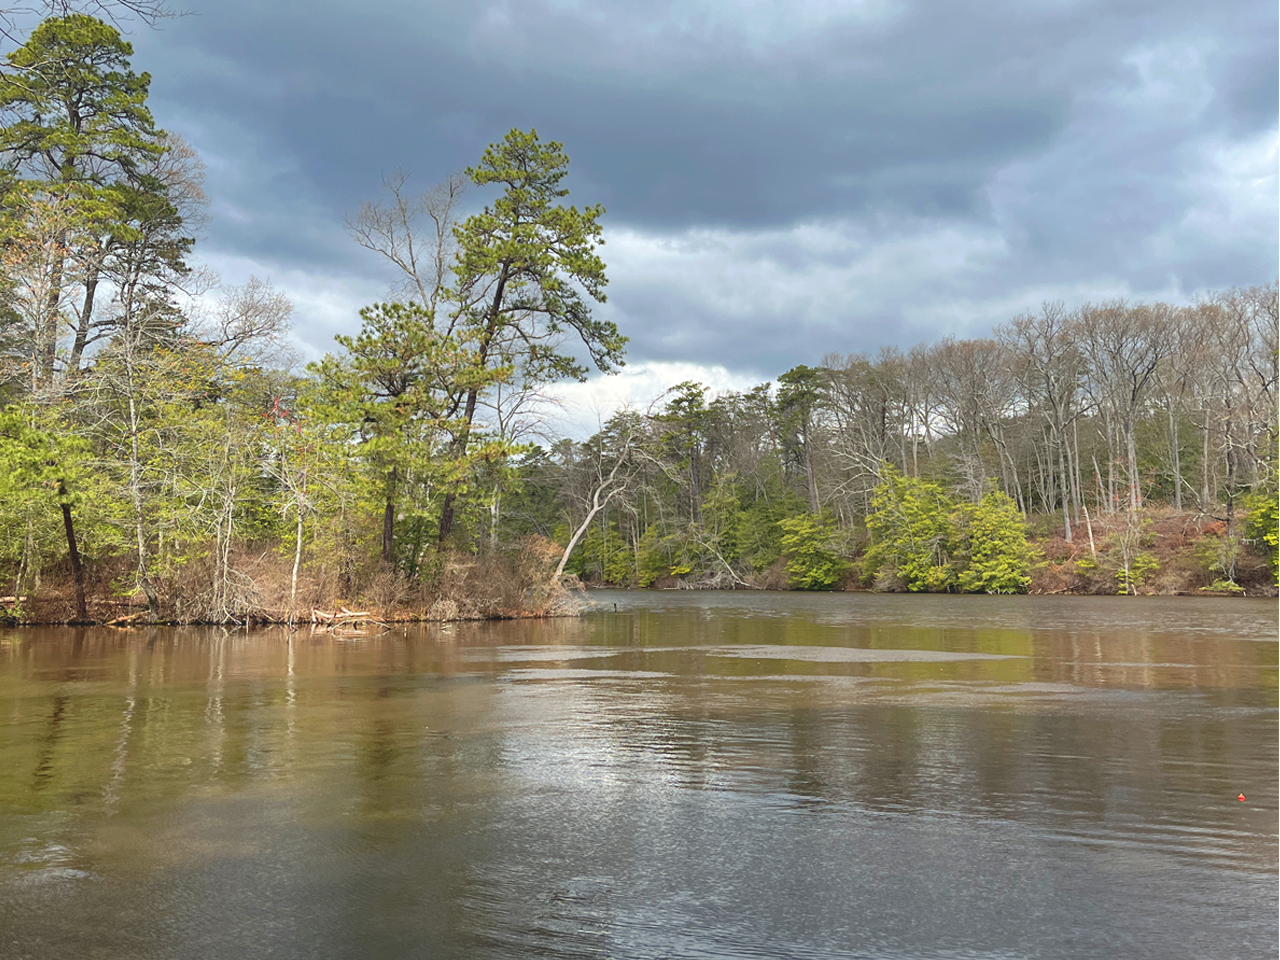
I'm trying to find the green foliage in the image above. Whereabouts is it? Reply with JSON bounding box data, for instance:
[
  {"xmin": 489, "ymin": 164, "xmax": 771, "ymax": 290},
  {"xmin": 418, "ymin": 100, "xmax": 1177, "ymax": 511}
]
[
  {"xmin": 576, "ymin": 521, "xmax": 631, "ymax": 585},
  {"xmin": 1242, "ymin": 489, "xmax": 1278, "ymax": 578},
  {"xmin": 0, "ymin": 405, "xmax": 69, "ymax": 576},
  {"xmin": 953, "ymin": 491, "xmax": 1036, "ymax": 594},
  {"xmin": 774, "ymin": 365, "xmax": 823, "ymax": 503},
  {"xmin": 0, "ymin": 15, "xmax": 163, "ymax": 186},
  {"xmin": 454, "ymin": 128, "xmax": 624, "ymax": 381},
  {"xmin": 778, "ymin": 512, "xmax": 847, "ymax": 590},
  {"xmin": 1189, "ymin": 531, "xmax": 1243, "ymax": 592},
  {"xmin": 0, "ymin": 402, "xmax": 120, "ymax": 585},
  {"xmin": 1115, "ymin": 553, "xmax": 1160, "ymax": 594},
  {"xmin": 735, "ymin": 486, "xmax": 804, "ymax": 573},
  {"xmin": 1202, "ymin": 578, "xmax": 1246, "ymax": 595},
  {"xmin": 864, "ymin": 468, "xmax": 956, "ymax": 591},
  {"xmin": 864, "ymin": 471, "xmax": 1037, "ymax": 594},
  {"xmin": 308, "ymin": 301, "xmax": 515, "ymax": 566},
  {"xmin": 635, "ymin": 526, "xmax": 668, "ymax": 587}
]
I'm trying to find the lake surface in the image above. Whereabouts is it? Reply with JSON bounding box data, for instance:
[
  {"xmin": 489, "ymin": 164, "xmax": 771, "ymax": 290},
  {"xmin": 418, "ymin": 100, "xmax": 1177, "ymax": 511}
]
[{"xmin": 1, "ymin": 592, "xmax": 1276, "ymax": 959}]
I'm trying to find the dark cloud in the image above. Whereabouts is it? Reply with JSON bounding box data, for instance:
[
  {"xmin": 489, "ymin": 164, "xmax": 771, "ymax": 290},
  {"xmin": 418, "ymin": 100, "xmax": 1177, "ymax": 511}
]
[{"xmin": 103, "ymin": 0, "xmax": 1278, "ymax": 378}]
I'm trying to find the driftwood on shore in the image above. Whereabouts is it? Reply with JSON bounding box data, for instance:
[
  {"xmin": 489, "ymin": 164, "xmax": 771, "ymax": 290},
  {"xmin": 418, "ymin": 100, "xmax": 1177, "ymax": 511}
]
[
  {"xmin": 310, "ymin": 607, "xmax": 389, "ymax": 631},
  {"xmin": 105, "ymin": 612, "xmax": 146, "ymax": 626}
]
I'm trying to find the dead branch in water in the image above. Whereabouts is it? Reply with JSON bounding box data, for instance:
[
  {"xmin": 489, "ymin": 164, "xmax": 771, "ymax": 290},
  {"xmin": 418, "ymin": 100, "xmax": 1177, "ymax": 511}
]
[{"xmin": 311, "ymin": 607, "xmax": 389, "ymax": 634}]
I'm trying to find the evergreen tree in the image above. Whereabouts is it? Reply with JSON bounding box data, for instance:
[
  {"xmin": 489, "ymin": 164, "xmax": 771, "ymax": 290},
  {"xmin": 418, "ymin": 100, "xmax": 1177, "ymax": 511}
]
[
  {"xmin": 309, "ymin": 301, "xmax": 511, "ymax": 568},
  {"xmin": 438, "ymin": 128, "xmax": 626, "ymax": 540},
  {"xmin": 952, "ymin": 490, "xmax": 1037, "ymax": 594},
  {"xmin": 778, "ymin": 512, "xmax": 847, "ymax": 590},
  {"xmin": 863, "ymin": 467, "xmax": 956, "ymax": 591},
  {"xmin": 0, "ymin": 14, "xmax": 167, "ymax": 383}
]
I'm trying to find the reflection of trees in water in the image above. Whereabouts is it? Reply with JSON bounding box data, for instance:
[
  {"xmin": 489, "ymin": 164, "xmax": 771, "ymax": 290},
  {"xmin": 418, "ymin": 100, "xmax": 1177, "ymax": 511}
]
[{"xmin": 0, "ymin": 616, "xmax": 1273, "ymax": 882}]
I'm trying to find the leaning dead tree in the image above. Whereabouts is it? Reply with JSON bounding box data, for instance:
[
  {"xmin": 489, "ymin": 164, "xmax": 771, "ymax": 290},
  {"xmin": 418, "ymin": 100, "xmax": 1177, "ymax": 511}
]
[{"xmin": 553, "ymin": 418, "xmax": 638, "ymax": 582}]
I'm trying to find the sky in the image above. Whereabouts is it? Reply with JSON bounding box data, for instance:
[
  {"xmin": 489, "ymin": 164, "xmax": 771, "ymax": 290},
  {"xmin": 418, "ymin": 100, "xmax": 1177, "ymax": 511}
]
[{"xmin": 76, "ymin": 0, "xmax": 1280, "ymax": 431}]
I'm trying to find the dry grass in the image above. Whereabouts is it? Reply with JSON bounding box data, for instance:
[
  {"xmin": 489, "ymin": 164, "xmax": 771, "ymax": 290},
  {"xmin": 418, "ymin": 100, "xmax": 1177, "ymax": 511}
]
[{"xmin": 8, "ymin": 535, "xmax": 580, "ymax": 625}]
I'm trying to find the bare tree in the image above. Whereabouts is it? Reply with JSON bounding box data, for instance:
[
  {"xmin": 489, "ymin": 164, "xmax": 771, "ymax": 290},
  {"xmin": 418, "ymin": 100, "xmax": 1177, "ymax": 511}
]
[
  {"xmin": 1075, "ymin": 301, "xmax": 1167, "ymax": 513},
  {"xmin": 201, "ymin": 276, "xmax": 293, "ymax": 364},
  {"xmin": 345, "ymin": 170, "xmax": 466, "ymax": 312},
  {"xmin": 553, "ymin": 415, "xmax": 639, "ymax": 582},
  {"xmin": 999, "ymin": 301, "xmax": 1084, "ymax": 539}
]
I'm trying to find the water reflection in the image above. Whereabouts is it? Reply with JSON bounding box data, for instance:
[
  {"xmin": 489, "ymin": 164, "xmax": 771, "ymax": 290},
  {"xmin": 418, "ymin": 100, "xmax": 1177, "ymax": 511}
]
[{"xmin": 0, "ymin": 594, "xmax": 1275, "ymax": 959}]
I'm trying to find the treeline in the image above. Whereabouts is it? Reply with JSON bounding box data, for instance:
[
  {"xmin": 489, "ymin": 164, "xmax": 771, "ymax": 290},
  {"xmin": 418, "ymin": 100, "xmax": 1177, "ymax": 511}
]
[
  {"xmin": 0, "ymin": 16, "xmax": 619, "ymax": 622},
  {"xmin": 0, "ymin": 17, "xmax": 1274, "ymax": 624},
  {"xmin": 506, "ymin": 288, "xmax": 1278, "ymax": 595}
]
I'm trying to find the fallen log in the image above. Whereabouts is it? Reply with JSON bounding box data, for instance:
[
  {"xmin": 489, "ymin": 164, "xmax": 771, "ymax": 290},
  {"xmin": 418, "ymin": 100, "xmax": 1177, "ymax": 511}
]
[
  {"xmin": 105, "ymin": 612, "xmax": 145, "ymax": 626},
  {"xmin": 310, "ymin": 607, "xmax": 388, "ymax": 631}
]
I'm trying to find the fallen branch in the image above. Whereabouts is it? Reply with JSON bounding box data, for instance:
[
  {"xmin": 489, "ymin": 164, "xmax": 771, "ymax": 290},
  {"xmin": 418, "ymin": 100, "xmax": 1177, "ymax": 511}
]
[{"xmin": 311, "ymin": 607, "xmax": 388, "ymax": 630}]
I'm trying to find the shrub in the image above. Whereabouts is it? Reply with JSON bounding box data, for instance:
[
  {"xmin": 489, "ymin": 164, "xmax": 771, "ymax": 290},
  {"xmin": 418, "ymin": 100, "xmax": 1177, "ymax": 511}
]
[
  {"xmin": 1242, "ymin": 490, "xmax": 1278, "ymax": 579},
  {"xmin": 863, "ymin": 467, "xmax": 956, "ymax": 592},
  {"xmin": 953, "ymin": 491, "xmax": 1036, "ymax": 594},
  {"xmin": 778, "ymin": 512, "xmax": 848, "ymax": 590},
  {"xmin": 1115, "ymin": 552, "xmax": 1160, "ymax": 594}
]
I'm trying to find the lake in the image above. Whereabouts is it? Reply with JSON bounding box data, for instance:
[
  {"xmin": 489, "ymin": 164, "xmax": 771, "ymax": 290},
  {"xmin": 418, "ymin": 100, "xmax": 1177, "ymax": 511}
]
[{"xmin": 1, "ymin": 592, "xmax": 1276, "ymax": 959}]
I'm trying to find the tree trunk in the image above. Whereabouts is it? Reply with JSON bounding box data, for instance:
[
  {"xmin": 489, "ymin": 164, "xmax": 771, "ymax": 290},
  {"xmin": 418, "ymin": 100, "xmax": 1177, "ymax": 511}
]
[
  {"xmin": 58, "ymin": 481, "xmax": 87, "ymax": 622},
  {"xmin": 555, "ymin": 489, "xmax": 616, "ymax": 581},
  {"xmin": 1168, "ymin": 404, "xmax": 1182, "ymax": 511},
  {"xmin": 382, "ymin": 467, "xmax": 397, "ymax": 566},
  {"xmin": 1070, "ymin": 416, "xmax": 1083, "ymax": 523},
  {"xmin": 439, "ymin": 264, "xmax": 511, "ymax": 543},
  {"xmin": 489, "ymin": 489, "xmax": 501, "ymax": 549},
  {"xmin": 1126, "ymin": 423, "xmax": 1141, "ymax": 513},
  {"xmin": 1056, "ymin": 433, "xmax": 1072, "ymax": 542},
  {"xmin": 291, "ymin": 506, "xmax": 303, "ymax": 611},
  {"xmin": 804, "ymin": 441, "xmax": 819, "ymax": 513},
  {"xmin": 1103, "ymin": 411, "xmax": 1116, "ymax": 512},
  {"xmin": 38, "ymin": 228, "xmax": 67, "ymax": 384},
  {"xmin": 1201, "ymin": 419, "xmax": 1211, "ymax": 509},
  {"xmin": 127, "ymin": 391, "xmax": 160, "ymax": 620},
  {"xmin": 69, "ymin": 264, "xmax": 102, "ymax": 373}
]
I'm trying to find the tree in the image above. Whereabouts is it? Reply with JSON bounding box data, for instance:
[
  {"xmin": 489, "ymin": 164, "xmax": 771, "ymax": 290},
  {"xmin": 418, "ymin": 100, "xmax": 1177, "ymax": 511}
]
[
  {"xmin": 863, "ymin": 467, "xmax": 956, "ymax": 592},
  {"xmin": 1, "ymin": 4, "xmax": 172, "ymax": 47},
  {"xmin": 0, "ymin": 401, "xmax": 99, "ymax": 614},
  {"xmin": 653, "ymin": 381, "xmax": 710, "ymax": 523},
  {"xmin": 952, "ymin": 491, "xmax": 1036, "ymax": 594},
  {"xmin": 345, "ymin": 169, "xmax": 465, "ymax": 313},
  {"xmin": 999, "ymin": 302, "xmax": 1083, "ymax": 539},
  {"xmin": 0, "ymin": 13, "xmax": 166, "ymax": 385},
  {"xmin": 0, "ymin": 181, "xmax": 93, "ymax": 390},
  {"xmin": 778, "ymin": 512, "xmax": 847, "ymax": 590},
  {"xmin": 1242, "ymin": 488, "xmax": 1278, "ymax": 579},
  {"xmin": 775, "ymin": 365, "xmax": 824, "ymax": 513},
  {"xmin": 1075, "ymin": 301, "xmax": 1167, "ymax": 513},
  {"xmin": 438, "ymin": 128, "xmax": 626, "ymax": 540},
  {"xmin": 552, "ymin": 413, "xmax": 638, "ymax": 582},
  {"xmin": 309, "ymin": 301, "xmax": 509, "ymax": 568}
]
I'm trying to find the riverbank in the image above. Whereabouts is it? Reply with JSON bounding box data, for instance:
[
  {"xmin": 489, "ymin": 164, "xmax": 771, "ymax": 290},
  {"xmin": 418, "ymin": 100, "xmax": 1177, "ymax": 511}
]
[
  {"xmin": 0, "ymin": 539, "xmax": 580, "ymax": 626},
  {"xmin": 603, "ymin": 508, "xmax": 1278, "ymax": 598},
  {"xmin": 3, "ymin": 508, "xmax": 1274, "ymax": 625}
]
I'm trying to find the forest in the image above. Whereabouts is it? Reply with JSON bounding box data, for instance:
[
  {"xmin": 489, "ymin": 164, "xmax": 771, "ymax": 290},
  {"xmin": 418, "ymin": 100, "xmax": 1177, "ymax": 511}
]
[
  {"xmin": 0, "ymin": 15, "xmax": 1275, "ymax": 624},
  {"xmin": 525, "ymin": 285, "xmax": 1276, "ymax": 597}
]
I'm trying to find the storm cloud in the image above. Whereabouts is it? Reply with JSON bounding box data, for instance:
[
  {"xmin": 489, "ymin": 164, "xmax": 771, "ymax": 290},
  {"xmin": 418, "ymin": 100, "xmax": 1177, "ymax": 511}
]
[{"xmin": 112, "ymin": 0, "xmax": 1276, "ymax": 394}]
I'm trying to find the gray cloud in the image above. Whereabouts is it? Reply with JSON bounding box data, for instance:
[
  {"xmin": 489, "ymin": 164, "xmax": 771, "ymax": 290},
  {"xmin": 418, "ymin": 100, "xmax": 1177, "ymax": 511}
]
[{"xmin": 105, "ymin": 0, "xmax": 1277, "ymax": 377}]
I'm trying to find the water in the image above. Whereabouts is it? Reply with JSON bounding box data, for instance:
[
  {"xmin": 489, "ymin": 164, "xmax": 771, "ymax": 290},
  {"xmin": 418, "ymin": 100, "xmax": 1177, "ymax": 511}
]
[{"xmin": 1, "ymin": 592, "xmax": 1275, "ymax": 959}]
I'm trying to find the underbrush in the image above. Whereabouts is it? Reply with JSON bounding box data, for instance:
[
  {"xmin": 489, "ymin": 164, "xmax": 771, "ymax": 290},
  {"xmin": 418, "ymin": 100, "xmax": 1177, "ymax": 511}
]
[
  {"xmin": 5, "ymin": 535, "xmax": 577, "ymax": 625},
  {"xmin": 1027, "ymin": 508, "xmax": 1275, "ymax": 597}
]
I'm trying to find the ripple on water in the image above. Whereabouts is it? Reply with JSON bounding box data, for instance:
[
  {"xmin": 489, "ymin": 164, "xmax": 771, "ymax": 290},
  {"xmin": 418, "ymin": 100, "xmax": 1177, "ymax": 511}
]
[{"xmin": 707, "ymin": 644, "xmax": 1021, "ymax": 662}]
